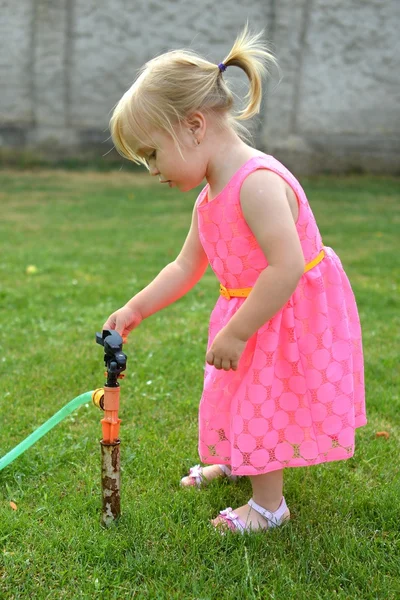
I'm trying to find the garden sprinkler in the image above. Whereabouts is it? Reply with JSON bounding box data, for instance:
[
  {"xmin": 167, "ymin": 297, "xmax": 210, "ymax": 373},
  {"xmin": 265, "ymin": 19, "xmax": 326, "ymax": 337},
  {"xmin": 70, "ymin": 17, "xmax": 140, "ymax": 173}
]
[
  {"xmin": 0, "ymin": 328, "xmax": 127, "ymax": 528},
  {"xmin": 93, "ymin": 330, "xmax": 127, "ymax": 527}
]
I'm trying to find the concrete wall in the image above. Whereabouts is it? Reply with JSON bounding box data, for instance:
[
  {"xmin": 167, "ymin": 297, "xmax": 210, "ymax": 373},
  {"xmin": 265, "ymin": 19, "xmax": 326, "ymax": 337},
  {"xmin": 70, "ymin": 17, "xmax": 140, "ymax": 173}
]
[{"xmin": 0, "ymin": 0, "xmax": 399, "ymax": 173}]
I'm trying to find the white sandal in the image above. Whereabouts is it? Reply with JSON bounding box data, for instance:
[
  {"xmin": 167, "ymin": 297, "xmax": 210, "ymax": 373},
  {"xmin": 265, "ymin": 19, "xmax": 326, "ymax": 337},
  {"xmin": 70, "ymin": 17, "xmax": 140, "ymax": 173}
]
[
  {"xmin": 214, "ymin": 497, "xmax": 290, "ymax": 534},
  {"xmin": 180, "ymin": 464, "xmax": 239, "ymax": 488}
]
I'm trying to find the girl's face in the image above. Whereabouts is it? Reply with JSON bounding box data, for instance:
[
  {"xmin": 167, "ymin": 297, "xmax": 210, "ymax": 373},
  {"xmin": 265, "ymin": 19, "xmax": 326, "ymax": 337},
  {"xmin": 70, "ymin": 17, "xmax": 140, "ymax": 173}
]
[{"xmin": 139, "ymin": 123, "xmax": 208, "ymax": 192}]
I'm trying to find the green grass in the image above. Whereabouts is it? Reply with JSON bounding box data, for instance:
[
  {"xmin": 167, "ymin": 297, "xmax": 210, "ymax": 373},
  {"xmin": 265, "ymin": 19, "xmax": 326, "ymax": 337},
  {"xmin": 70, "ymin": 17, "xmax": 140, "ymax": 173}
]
[{"xmin": 0, "ymin": 170, "xmax": 399, "ymax": 599}]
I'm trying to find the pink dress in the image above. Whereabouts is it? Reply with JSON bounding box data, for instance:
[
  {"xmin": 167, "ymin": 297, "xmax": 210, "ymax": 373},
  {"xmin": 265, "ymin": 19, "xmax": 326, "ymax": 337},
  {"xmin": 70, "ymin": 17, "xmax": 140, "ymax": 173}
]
[{"xmin": 196, "ymin": 154, "xmax": 366, "ymax": 476}]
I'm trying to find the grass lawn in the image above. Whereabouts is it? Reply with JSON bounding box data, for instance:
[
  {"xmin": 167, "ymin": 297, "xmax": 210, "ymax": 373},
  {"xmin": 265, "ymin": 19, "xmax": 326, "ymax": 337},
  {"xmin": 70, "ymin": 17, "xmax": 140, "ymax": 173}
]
[{"xmin": 0, "ymin": 170, "xmax": 399, "ymax": 599}]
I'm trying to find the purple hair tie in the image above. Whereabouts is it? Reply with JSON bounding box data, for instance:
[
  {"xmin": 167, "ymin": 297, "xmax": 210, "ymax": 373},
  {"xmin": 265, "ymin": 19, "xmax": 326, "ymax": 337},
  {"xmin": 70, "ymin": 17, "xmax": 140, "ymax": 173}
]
[{"xmin": 218, "ymin": 62, "xmax": 227, "ymax": 73}]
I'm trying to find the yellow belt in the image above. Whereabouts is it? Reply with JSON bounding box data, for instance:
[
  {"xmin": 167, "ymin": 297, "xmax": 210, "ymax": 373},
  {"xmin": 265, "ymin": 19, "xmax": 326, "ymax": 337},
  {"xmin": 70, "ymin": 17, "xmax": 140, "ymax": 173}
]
[{"xmin": 219, "ymin": 249, "xmax": 325, "ymax": 300}]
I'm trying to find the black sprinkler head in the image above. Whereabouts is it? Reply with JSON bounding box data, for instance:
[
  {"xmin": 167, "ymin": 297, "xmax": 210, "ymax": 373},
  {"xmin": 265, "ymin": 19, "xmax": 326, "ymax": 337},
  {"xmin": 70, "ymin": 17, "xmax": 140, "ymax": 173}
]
[{"xmin": 96, "ymin": 330, "xmax": 127, "ymax": 387}]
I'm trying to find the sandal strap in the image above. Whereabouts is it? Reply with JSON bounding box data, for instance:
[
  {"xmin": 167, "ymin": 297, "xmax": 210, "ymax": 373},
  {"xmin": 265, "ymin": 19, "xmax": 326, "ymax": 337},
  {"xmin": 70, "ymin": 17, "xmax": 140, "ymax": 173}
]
[
  {"xmin": 248, "ymin": 497, "xmax": 288, "ymax": 528},
  {"xmin": 219, "ymin": 507, "xmax": 247, "ymax": 533},
  {"xmin": 218, "ymin": 464, "xmax": 239, "ymax": 481},
  {"xmin": 181, "ymin": 464, "xmax": 203, "ymax": 487},
  {"xmin": 218, "ymin": 464, "xmax": 231, "ymax": 477}
]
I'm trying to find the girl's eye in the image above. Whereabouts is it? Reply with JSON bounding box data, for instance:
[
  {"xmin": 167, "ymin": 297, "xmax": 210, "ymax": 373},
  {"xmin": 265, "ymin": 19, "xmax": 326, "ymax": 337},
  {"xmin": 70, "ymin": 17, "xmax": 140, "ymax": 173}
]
[{"xmin": 149, "ymin": 150, "xmax": 156, "ymax": 160}]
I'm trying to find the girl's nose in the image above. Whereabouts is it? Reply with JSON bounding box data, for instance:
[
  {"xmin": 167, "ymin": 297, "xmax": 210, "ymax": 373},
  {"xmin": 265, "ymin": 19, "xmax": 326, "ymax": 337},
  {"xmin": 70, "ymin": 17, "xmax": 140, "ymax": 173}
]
[{"xmin": 149, "ymin": 164, "xmax": 159, "ymax": 176}]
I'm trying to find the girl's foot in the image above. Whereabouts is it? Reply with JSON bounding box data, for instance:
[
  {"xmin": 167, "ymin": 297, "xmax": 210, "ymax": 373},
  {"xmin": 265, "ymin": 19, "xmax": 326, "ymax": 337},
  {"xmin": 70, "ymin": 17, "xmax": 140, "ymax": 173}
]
[
  {"xmin": 181, "ymin": 464, "xmax": 237, "ymax": 488},
  {"xmin": 211, "ymin": 497, "xmax": 290, "ymax": 533}
]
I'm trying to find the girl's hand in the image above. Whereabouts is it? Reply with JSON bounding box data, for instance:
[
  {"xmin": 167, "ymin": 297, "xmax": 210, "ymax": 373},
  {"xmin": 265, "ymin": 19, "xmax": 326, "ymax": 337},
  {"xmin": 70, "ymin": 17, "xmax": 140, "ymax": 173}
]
[
  {"xmin": 102, "ymin": 305, "xmax": 143, "ymax": 341},
  {"xmin": 206, "ymin": 329, "xmax": 247, "ymax": 371}
]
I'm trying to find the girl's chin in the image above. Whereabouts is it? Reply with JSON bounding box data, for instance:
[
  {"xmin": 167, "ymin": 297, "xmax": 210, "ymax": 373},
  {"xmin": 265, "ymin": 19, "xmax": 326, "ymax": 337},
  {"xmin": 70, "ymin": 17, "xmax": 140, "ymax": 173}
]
[{"xmin": 179, "ymin": 182, "xmax": 201, "ymax": 192}]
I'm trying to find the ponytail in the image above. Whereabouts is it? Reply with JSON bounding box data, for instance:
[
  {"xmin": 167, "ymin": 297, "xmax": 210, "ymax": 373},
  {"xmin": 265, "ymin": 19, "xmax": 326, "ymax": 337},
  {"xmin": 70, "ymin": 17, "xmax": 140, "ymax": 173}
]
[{"xmin": 221, "ymin": 23, "xmax": 277, "ymax": 121}]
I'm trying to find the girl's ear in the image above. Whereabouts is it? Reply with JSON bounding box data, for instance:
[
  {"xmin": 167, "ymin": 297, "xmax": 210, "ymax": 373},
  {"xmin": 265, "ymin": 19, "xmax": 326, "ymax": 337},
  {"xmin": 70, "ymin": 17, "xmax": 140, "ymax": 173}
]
[{"xmin": 186, "ymin": 112, "xmax": 206, "ymax": 141}]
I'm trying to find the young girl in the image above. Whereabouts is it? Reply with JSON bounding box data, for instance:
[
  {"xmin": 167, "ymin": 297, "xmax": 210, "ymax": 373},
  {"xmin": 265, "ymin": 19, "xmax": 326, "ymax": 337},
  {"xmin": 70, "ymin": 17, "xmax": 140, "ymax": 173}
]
[{"xmin": 103, "ymin": 25, "xmax": 366, "ymax": 533}]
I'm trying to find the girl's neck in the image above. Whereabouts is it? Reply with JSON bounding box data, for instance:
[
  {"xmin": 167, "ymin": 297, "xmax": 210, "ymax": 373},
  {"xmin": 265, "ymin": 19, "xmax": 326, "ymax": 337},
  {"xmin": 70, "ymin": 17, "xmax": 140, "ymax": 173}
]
[{"xmin": 205, "ymin": 129, "xmax": 259, "ymax": 199}]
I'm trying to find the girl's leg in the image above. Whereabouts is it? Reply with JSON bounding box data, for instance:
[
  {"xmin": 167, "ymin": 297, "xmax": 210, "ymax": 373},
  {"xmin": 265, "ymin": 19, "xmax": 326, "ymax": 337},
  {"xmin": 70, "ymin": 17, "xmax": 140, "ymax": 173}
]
[
  {"xmin": 212, "ymin": 468, "xmax": 289, "ymax": 531},
  {"xmin": 251, "ymin": 469, "xmax": 284, "ymax": 513}
]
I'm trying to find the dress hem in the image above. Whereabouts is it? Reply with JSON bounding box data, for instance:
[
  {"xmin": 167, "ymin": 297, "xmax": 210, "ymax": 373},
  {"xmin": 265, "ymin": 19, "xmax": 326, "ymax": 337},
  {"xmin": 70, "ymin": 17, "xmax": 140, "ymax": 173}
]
[
  {"xmin": 199, "ymin": 453, "xmax": 354, "ymax": 476},
  {"xmin": 199, "ymin": 421, "xmax": 367, "ymax": 476}
]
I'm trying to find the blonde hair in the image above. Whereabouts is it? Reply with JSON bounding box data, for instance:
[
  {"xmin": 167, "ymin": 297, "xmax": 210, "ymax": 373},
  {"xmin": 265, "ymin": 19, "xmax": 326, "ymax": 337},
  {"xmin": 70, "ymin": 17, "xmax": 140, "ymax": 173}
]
[{"xmin": 110, "ymin": 23, "xmax": 277, "ymax": 167}]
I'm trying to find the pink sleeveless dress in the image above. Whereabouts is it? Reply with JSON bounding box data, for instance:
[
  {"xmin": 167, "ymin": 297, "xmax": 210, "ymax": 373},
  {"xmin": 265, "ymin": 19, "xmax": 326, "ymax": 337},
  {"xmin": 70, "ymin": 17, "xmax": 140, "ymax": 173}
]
[{"xmin": 196, "ymin": 154, "xmax": 366, "ymax": 476}]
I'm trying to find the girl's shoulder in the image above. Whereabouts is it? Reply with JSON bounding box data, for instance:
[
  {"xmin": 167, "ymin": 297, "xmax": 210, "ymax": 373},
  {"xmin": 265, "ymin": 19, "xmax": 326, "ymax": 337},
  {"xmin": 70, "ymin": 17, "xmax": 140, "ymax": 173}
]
[
  {"xmin": 196, "ymin": 152, "xmax": 307, "ymax": 210},
  {"xmin": 233, "ymin": 153, "xmax": 307, "ymax": 205},
  {"xmin": 238, "ymin": 152, "xmax": 301, "ymax": 186}
]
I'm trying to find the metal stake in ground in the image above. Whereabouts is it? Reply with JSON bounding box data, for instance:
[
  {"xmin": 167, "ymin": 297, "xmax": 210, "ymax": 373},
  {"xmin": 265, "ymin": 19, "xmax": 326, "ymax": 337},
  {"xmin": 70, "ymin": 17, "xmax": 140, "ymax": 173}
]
[{"xmin": 94, "ymin": 330, "xmax": 127, "ymax": 527}]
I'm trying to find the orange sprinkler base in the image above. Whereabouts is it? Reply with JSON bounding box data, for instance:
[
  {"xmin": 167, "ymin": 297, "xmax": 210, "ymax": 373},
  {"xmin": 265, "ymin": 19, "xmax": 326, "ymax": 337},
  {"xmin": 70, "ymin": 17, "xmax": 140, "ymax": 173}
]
[
  {"xmin": 101, "ymin": 386, "xmax": 121, "ymax": 443},
  {"xmin": 101, "ymin": 417, "xmax": 121, "ymax": 444}
]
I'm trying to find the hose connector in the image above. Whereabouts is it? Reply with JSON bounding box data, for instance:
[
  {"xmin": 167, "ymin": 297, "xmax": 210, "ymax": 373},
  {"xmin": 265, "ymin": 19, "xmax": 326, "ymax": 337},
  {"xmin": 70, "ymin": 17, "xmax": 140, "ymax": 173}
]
[{"xmin": 92, "ymin": 388, "xmax": 105, "ymax": 411}]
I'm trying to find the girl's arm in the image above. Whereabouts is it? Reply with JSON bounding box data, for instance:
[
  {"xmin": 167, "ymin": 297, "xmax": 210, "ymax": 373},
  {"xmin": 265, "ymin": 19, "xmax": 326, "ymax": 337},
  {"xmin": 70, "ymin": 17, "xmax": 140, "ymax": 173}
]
[
  {"xmin": 224, "ymin": 170, "xmax": 305, "ymax": 341},
  {"xmin": 125, "ymin": 203, "xmax": 208, "ymax": 320}
]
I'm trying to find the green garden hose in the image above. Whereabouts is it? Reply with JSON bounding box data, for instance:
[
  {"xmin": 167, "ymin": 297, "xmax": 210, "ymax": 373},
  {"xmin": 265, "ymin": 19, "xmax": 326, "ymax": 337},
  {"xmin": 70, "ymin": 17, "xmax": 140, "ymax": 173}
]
[{"xmin": 0, "ymin": 391, "xmax": 94, "ymax": 472}]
